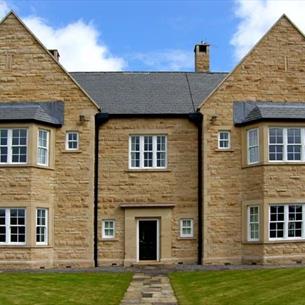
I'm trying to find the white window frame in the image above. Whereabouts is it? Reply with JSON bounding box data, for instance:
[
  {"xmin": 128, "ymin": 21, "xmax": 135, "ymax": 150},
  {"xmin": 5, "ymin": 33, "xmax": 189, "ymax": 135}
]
[
  {"xmin": 102, "ymin": 219, "xmax": 115, "ymax": 239},
  {"xmin": 36, "ymin": 208, "xmax": 48, "ymax": 245},
  {"xmin": 129, "ymin": 135, "xmax": 167, "ymax": 169},
  {"xmin": 0, "ymin": 128, "xmax": 28, "ymax": 164},
  {"xmin": 0, "ymin": 208, "xmax": 26, "ymax": 245},
  {"xmin": 268, "ymin": 127, "xmax": 305, "ymax": 162},
  {"xmin": 247, "ymin": 206, "xmax": 260, "ymax": 241},
  {"xmin": 180, "ymin": 218, "xmax": 193, "ymax": 238},
  {"xmin": 269, "ymin": 204, "xmax": 305, "ymax": 241},
  {"xmin": 218, "ymin": 131, "xmax": 231, "ymax": 149},
  {"xmin": 65, "ymin": 131, "xmax": 79, "ymax": 151},
  {"xmin": 247, "ymin": 128, "xmax": 259, "ymax": 164},
  {"xmin": 37, "ymin": 129, "xmax": 49, "ymax": 166}
]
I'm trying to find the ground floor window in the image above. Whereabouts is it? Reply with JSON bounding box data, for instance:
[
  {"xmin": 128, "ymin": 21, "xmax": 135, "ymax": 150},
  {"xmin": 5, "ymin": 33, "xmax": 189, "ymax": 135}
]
[
  {"xmin": 0, "ymin": 208, "xmax": 26, "ymax": 244},
  {"xmin": 36, "ymin": 208, "xmax": 48, "ymax": 245},
  {"xmin": 248, "ymin": 206, "xmax": 260, "ymax": 241},
  {"xmin": 269, "ymin": 204, "xmax": 304, "ymax": 240},
  {"xmin": 102, "ymin": 220, "xmax": 115, "ymax": 239},
  {"xmin": 180, "ymin": 219, "xmax": 193, "ymax": 238}
]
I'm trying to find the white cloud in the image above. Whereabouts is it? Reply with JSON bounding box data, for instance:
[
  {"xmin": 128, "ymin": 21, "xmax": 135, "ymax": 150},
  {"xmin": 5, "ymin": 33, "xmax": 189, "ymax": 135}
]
[
  {"xmin": 133, "ymin": 49, "xmax": 193, "ymax": 71},
  {"xmin": 231, "ymin": 0, "xmax": 305, "ymax": 61},
  {"xmin": 0, "ymin": 0, "xmax": 9, "ymax": 17},
  {"xmin": 0, "ymin": 1, "xmax": 126, "ymax": 71}
]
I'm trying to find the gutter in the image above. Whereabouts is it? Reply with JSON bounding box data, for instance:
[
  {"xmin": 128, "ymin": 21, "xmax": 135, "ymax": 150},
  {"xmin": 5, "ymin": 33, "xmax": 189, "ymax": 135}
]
[
  {"xmin": 94, "ymin": 113, "xmax": 109, "ymax": 267},
  {"xmin": 188, "ymin": 112, "xmax": 203, "ymax": 265}
]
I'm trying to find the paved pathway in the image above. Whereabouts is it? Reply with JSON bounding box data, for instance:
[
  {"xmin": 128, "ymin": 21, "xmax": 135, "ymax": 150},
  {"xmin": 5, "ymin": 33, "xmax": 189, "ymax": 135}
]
[{"xmin": 120, "ymin": 272, "xmax": 178, "ymax": 305}]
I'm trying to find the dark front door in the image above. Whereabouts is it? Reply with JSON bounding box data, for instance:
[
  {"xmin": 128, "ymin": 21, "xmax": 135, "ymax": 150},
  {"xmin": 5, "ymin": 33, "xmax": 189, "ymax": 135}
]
[{"xmin": 139, "ymin": 220, "xmax": 157, "ymax": 261}]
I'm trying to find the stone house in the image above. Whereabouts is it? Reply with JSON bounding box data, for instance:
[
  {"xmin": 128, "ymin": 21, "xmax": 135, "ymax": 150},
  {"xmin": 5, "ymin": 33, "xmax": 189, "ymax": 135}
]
[{"xmin": 0, "ymin": 11, "xmax": 305, "ymax": 268}]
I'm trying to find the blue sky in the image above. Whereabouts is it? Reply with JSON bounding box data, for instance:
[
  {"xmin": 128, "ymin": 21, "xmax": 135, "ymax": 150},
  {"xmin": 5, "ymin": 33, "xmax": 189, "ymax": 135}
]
[{"xmin": 1, "ymin": 0, "xmax": 305, "ymax": 72}]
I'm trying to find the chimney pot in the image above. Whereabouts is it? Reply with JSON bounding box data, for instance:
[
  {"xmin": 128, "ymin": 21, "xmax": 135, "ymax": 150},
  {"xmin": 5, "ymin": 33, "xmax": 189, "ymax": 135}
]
[
  {"xmin": 49, "ymin": 49, "xmax": 60, "ymax": 62},
  {"xmin": 194, "ymin": 42, "xmax": 210, "ymax": 72}
]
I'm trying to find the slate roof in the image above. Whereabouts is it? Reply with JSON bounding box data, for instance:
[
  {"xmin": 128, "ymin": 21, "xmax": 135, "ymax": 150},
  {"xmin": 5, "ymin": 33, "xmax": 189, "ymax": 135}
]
[
  {"xmin": 71, "ymin": 72, "xmax": 227, "ymax": 114},
  {"xmin": 0, "ymin": 101, "xmax": 64, "ymax": 126},
  {"xmin": 234, "ymin": 101, "xmax": 305, "ymax": 125}
]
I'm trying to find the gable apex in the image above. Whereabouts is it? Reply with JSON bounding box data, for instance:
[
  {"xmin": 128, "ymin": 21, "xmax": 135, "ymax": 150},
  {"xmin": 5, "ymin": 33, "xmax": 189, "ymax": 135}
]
[
  {"xmin": 198, "ymin": 13, "xmax": 305, "ymax": 110},
  {"xmin": 0, "ymin": 10, "xmax": 100, "ymax": 110}
]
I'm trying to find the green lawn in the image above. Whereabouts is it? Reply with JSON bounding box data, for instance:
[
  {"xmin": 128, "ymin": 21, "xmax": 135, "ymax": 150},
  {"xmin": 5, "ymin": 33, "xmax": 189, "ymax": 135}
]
[
  {"xmin": 170, "ymin": 268, "xmax": 305, "ymax": 305},
  {"xmin": 0, "ymin": 272, "xmax": 132, "ymax": 305}
]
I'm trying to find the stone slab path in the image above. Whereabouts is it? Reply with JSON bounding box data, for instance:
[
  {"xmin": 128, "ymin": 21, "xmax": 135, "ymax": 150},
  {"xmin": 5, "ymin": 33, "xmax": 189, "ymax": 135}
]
[{"xmin": 120, "ymin": 273, "xmax": 178, "ymax": 305}]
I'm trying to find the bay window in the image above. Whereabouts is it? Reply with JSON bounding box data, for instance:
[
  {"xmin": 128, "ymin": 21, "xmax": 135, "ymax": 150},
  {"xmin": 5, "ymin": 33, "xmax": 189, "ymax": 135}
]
[
  {"xmin": 247, "ymin": 128, "xmax": 259, "ymax": 164},
  {"xmin": 0, "ymin": 128, "xmax": 27, "ymax": 164},
  {"xmin": 36, "ymin": 208, "xmax": 48, "ymax": 245},
  {"xmin": 268, "ymin": 127, "xmax": 304, "ymax": 162},
  {"xmin": 248, "ymin": 206, "xmax": 260, "ymax": 241},
  {"xmin": 37, "ymin": 129, "xmax": 49, "ymax": 166},
  {"xmin": 129, "ymin": 135, "xmax": 167, "ymax": 169},
  {"xmin": 0, "ymin": 208, "xmax": 26, "ymax": 244},
  {"xmin": 269, "ymin": 204, "xmax": 305, "ymax": 240}
]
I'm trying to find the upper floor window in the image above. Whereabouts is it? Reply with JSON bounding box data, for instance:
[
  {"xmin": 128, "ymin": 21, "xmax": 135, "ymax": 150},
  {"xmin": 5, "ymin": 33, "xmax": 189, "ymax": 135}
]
[
  {"xmin": 66, "ymin": 131, "xmax": 79, "ymax": 151},
  {"xmin": 0, "ymin": 208, "xmax": 26, "ymax": 245},
  {"xmin": 37, "ymin": 129, "xmax": 49, "ymax": 166},
  {"xmin": 218, "ymin": 131, "xmax": 230, "ymax": 149},
  {"xmin": 0, "ymin": 128, "xmax": 27, "ymax": 164},
  {"xmin": 248, "ymin": 206, "xmax": 260, "ymax": 241},
  {"xmin": 247, "ymin": 128, "xmax": 259, "ymax": 164},
  {"xmin": 129, "ymin": 135, "xmax": 167, "ymax": 169},
  {"xmin": 269, "ymin": 127, "xmax": 303, "ymax": 162},
  {"xmin": 269, "ymin": 204, "xmax": 304, "ymax": 240}
]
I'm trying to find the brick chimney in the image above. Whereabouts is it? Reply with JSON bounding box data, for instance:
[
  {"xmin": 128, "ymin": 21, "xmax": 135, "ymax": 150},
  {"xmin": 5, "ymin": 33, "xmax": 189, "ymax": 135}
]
[
  {"xmin": 49, "ymin": 49, "xmax": 60, "ymax": 62},
  {"xmin": 194, "ymin": 42, "xmax": 210, "ymax": 72}
]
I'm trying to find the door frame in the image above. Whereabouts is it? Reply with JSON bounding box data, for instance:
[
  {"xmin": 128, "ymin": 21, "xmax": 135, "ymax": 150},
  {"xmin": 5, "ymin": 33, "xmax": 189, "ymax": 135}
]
[{"xmin": 136, "ymin": 218, "xmax": 160, "ymax": 262}]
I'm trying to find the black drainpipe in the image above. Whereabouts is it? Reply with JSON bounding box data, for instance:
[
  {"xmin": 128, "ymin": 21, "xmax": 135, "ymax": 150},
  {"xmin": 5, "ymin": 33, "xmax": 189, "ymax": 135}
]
[
  {"xmin": 188, "ymin": 112, "xmax": 203, "ymax": 265},
  {"xmin": 94, "ymin": 113, "xmax": 109, "ymax": 267}
]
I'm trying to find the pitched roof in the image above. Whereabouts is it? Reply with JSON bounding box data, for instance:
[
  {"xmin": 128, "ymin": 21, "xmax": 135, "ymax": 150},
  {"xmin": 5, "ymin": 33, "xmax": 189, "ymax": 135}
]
[
  {"xmin": 71, "ymin": 72, "xmax": 227, "ymax": 114},
  {"xmin": 0, "ymin": 101, "xmax": 64, "ymax": 126},
  {"xmin": 234, "ymin": 101, "xmax": 305, "ymax": 126}
]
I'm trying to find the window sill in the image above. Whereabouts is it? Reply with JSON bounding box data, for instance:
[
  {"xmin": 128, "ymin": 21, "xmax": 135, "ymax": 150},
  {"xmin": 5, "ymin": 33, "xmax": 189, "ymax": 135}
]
[
  {"xmin": 0, "ymin": 164, "xmax": 54, "ymax": 171},
  {"xmin": 62, "ymin": 150, "xmax": 82, "ymax": 154},
  {"xmin": 177, "ymin": 237, "xmax": 196, "ymax": 240},
  {"xmin": 0, "ymin": 245, "xmax": 53, "ymax": 249},
  {"xmin": 101, "ymin": 238, "xmax": 118, "ymax": 242},
  {"xmin": 243, "ymin": 239, "xmax": 305, "ymax": 245},
  {"xmin": 125, "ymin": 169, "xmax": 171, "ymax": 173},
  {"xmin": 214, "ymin": 149, "xmax": 234, "ymax": 152}
]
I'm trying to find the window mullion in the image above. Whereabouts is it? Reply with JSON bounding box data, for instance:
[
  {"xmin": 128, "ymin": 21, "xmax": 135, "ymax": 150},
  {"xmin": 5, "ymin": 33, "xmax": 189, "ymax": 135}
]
[
  {"xmin": 140, "ymin": 136, "xmax": 144, "ymax": 169},
  {"xmin": 284, "ymin": 205, "xmax": 288, "ymax": 239},
  {"xmin": 8, "ymin": 129, "xmax": 12, "ymax": 164},
  {"xmin": 301, "ymin": 128, "xmax": 305, "ymax": 162},
  {"xmin": 283, "ymin": 128, "xmax": 287, "ymax": 162},
  {"xmin": 153, "ymin": 136, "xmax": 157, "ymax": 168},
  {"xmin": 6, "ymin": 209, "xmax": 10, "ymax": 244},
  {"xmin": 128, "ymin": 137, "xmax": 131, "ymax": 168},
  {"xmin": 302, "ymin": 204, "xmax": 305, "ymax": 239}
]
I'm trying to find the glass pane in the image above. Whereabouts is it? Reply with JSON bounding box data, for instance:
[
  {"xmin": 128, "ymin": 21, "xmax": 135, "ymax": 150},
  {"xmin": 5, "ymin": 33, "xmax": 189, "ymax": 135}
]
[
  {"xmin": 288, "ymin": 128, "xmax": 301, "ymax": 144},
  {"xmin": 269, "ymin": 128, "xmax": 283, "ymax": 144}
]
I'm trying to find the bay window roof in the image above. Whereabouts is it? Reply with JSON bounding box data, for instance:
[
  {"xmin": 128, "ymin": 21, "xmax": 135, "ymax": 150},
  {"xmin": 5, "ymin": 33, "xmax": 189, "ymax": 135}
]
[
  {"xmin": 0, "ymin": 101, "xmax": 64, "ymax": 126},
  {"xmin": 234, "ymin": 101, "xmax": 305, "ymax": 126}
]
